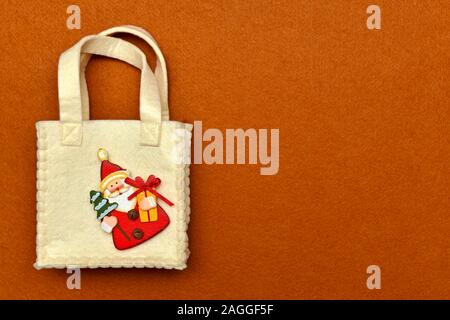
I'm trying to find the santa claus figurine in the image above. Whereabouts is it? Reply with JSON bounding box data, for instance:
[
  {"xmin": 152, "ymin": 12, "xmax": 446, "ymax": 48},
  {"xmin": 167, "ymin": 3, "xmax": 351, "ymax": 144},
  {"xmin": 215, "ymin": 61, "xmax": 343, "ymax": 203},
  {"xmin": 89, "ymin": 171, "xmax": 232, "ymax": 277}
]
[{"xmin": 94, "ymin": 148, "xmax": 171, "ymax": 250}]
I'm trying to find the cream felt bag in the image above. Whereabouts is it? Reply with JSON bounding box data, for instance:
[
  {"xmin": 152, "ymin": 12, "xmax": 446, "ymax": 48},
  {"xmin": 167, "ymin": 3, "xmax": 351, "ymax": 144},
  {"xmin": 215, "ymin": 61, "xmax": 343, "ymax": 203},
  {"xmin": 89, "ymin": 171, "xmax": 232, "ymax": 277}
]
[{"xmin": 35, "ymin": 26, "xmax": 192, "ymax": 269}]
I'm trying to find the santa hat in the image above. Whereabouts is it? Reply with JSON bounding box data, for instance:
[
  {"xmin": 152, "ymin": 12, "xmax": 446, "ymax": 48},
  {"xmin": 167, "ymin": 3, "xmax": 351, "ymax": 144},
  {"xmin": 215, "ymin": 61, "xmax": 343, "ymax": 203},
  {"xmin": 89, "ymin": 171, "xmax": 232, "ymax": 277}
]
[{"xmin": 97, "ymin": 148, "xmax": 129, "ymax": 192}]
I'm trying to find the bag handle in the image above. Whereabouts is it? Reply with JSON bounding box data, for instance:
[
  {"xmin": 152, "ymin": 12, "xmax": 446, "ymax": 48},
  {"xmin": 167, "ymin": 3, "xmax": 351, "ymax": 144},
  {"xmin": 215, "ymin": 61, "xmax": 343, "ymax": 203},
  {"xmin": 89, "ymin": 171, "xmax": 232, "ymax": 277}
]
[
  {"xmin": 58, "ymin": 35, "xmax": 162, "ymax": 146},
  {"xmin": 80, "ymin": 25, "xmax": 169, "ymax": 121}
]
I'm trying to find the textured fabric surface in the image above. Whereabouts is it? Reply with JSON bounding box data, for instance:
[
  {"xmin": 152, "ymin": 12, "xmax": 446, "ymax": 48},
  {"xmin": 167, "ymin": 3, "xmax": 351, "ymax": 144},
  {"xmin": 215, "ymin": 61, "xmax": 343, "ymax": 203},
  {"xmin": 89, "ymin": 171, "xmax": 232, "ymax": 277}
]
[{"xmin": 36, "ymin": 121, "xmax": 192, "ymax": 269}]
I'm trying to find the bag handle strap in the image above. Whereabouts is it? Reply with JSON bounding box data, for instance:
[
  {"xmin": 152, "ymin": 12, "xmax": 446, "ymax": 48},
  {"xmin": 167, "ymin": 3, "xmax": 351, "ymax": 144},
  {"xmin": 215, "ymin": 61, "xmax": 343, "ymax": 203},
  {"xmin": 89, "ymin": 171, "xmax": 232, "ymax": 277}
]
[
  {"xmin": 80, "ymin": 25, "xmax": 169, "ymax": 121},
  {"xmin": 58, "ymin": 35, "xmax": 162, "ymax": 146}
]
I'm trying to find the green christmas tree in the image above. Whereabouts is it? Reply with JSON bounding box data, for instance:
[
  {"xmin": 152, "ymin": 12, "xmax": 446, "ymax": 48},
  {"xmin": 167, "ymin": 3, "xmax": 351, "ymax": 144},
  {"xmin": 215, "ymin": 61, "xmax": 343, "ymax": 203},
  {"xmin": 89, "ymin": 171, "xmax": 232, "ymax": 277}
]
[
  {"xmin": 89, "ymin": 191, "xmax": 130, "ymax": 241},
  {"xmin": 89, "ymin": 190, "xmax": 118, "ymax": 220}
]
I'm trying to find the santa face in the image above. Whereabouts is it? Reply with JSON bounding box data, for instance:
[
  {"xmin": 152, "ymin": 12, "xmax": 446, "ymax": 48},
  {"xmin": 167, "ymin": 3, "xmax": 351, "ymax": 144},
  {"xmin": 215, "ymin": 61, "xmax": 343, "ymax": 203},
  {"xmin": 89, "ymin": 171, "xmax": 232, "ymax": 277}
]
[{"xmin": 103, "ymin": 177, "xmax": 136, "ymax": 212}]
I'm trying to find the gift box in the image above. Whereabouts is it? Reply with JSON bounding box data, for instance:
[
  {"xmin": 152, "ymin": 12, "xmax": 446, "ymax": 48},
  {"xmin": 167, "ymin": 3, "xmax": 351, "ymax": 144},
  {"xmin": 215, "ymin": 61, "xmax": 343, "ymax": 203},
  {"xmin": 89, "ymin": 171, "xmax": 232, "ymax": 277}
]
[
  {"xmin": 136, "ymin": 190, "xmax": 158, "ymax": 222},
  {"xmin": 125, "ymin": 175, "xmax": 174, "ymax": 223}
]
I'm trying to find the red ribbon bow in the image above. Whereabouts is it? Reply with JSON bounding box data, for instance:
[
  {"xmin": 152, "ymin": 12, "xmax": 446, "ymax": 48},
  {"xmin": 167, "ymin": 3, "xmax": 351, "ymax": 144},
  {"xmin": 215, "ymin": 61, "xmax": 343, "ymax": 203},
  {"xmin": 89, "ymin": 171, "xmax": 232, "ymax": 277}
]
[{"xmin": 125, "ymin": 175, "xmax": 174, "ymax": 206}]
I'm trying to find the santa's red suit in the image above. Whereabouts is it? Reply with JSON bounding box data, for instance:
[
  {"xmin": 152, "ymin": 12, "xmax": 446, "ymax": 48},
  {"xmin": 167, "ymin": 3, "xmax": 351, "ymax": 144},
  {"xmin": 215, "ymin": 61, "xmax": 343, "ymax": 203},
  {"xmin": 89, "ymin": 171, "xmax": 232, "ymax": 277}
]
[{"xmin": 98, "ymin": 157, "xmax": 170, "ymax": 250}]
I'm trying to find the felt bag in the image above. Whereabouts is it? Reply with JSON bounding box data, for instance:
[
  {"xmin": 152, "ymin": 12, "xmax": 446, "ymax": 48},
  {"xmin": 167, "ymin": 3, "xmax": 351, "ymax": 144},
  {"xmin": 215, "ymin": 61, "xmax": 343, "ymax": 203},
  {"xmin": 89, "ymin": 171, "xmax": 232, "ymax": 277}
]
[{"xmin": 35, "ymin": 26, "xmax": 192, "ymax": 269}]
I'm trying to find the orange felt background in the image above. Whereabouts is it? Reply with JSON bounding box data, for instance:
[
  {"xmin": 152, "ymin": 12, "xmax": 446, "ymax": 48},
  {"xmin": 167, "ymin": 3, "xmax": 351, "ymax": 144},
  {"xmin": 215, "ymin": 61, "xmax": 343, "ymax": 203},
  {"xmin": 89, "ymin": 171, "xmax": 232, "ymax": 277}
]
[{"xmin": 0, "ymin": 0, "xmax": 449, "ymax": 299}]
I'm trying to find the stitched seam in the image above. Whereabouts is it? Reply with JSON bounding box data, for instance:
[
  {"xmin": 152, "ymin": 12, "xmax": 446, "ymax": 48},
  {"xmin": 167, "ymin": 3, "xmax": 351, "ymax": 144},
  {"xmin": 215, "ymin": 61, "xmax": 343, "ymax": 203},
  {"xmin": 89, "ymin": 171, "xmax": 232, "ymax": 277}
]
[{"xmin": 35, "ymin": 124, "xmax": 49, "ymax": 267}]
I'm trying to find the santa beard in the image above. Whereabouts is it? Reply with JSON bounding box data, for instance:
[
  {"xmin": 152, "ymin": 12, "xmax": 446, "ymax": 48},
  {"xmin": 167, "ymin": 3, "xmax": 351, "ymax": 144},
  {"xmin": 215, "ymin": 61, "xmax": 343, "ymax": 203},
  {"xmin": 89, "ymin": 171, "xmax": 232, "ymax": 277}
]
[{"xmin": 104, "ymin": 185, "xmax": 136, "ymax": 212}]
